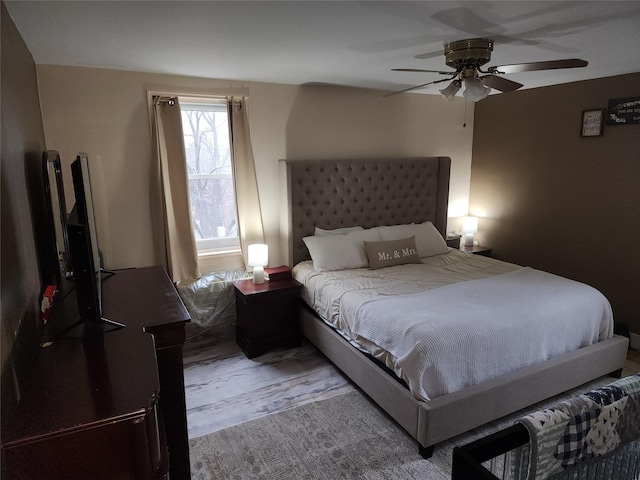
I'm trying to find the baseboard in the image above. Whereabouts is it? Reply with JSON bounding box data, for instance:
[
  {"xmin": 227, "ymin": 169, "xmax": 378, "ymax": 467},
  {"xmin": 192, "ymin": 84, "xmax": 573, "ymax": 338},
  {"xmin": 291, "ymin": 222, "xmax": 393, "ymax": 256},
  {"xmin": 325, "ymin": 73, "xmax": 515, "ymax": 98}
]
[{"xmin": 630, "ymin": 332, "xmax": 640, "ymax": 351}]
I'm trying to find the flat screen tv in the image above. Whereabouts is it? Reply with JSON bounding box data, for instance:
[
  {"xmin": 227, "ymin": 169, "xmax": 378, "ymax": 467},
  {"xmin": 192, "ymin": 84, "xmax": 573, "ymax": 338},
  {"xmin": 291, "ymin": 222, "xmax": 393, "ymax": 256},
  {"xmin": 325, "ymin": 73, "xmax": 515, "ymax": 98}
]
[
  {"xmin": 42, "ymin": 150, "xmax": 70, "ymax": 285},
  {"xmin": 65, "ymin": 153, "xmax": 124, "ymax": 332}
]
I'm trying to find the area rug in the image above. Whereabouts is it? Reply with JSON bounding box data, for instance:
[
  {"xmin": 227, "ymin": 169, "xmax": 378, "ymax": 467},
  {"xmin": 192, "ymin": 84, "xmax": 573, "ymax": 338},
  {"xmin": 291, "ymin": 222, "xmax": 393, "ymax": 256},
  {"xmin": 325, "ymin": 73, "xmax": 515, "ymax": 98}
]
[{"xmin": 189, "ymin": 378, "xmax": 612, "ymax": 480}]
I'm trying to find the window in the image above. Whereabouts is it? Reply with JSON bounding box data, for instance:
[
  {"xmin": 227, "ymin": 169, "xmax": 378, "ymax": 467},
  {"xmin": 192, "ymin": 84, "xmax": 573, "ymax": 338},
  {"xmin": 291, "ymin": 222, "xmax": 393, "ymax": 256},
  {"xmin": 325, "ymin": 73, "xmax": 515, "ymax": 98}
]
[{"xmin": 179, "ymin": 99, "xmax": 239, "ymax": 252}]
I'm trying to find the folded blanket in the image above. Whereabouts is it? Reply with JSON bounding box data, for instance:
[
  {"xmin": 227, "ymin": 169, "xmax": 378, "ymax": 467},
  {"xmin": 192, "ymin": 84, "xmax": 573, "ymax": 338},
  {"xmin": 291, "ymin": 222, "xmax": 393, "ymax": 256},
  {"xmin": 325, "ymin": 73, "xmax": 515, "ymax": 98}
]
[{"xmin": 518, "ymin": 374, "xmax": 640, "ymax": 479}]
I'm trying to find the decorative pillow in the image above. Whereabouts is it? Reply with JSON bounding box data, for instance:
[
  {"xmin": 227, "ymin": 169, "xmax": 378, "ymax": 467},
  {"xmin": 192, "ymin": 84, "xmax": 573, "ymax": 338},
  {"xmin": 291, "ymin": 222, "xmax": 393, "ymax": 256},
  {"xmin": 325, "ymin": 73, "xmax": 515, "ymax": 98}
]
[
  {"xmin": 314, "ymin": 225, "xmax": 364, "ymax": 236},
  {"xmin": 375, "ymin": 222, "xmax": 449, "ymax": 258},
  {"xmin": 303, "ymin": 228, "xmax": 381, "ymax": 271},
  {"xmin": 364, "ymin": 237, "xmax": 422, "ymax": 270}
]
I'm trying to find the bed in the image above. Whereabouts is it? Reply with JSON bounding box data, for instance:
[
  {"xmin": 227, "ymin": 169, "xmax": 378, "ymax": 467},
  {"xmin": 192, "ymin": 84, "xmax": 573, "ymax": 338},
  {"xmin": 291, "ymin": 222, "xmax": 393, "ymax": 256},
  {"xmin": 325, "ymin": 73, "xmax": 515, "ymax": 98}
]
[{"xmin": 278, "ymin": 156, "xmax": 629, "ymax": 458}]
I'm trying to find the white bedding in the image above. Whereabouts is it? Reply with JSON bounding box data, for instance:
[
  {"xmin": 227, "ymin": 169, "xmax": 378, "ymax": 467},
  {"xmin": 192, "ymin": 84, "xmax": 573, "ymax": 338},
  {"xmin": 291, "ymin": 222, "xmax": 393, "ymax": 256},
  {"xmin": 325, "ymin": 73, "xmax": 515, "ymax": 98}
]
[{"xmin": 293, "ymin": 249, "xmax": 614, "ymax": 401}]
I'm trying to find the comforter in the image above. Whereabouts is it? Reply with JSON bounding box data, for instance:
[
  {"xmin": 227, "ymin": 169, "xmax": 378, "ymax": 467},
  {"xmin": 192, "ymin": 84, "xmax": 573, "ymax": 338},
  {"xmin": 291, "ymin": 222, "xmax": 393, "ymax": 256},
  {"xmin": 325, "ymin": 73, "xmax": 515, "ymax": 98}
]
[{"xmin": 293, "ymin": 250, "xmax": 614, "ymax": 401}]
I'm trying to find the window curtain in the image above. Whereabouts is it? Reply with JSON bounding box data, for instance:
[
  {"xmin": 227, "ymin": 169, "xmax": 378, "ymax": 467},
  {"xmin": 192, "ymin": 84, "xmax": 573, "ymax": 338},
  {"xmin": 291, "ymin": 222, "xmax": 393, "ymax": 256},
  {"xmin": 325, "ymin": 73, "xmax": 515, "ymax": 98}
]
[
  {"xmin": 151, "ymin": 96, "xmax": 201, "ymax": 282},
  {"xmin": 228, "ymin": 98, "xmax": 265, "ymax": 266}
]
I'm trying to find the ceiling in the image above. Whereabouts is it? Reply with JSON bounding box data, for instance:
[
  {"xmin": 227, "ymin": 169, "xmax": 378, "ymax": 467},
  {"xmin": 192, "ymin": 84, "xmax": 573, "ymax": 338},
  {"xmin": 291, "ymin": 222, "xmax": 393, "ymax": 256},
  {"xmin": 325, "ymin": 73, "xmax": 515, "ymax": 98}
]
[{"xmin": 5, "ymin": 1, "xmax": 640, "ymax": 96}]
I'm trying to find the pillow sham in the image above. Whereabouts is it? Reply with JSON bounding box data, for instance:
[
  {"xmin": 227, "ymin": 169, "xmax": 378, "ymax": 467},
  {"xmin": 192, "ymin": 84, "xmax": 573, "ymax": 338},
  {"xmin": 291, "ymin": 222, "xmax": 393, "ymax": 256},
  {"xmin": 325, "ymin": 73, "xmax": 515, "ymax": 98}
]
[
  {"xmin": 364, "ymin": 236, "xmax": 422, "ymax": 270},
  {"xmin": 303, "ymin": 228, "xmax": 381, "ymax": 271},
  {"xmin": 375, "ymin": 221, "xmax": 449, "ymax": 258},
  {"xmin": 314, "ymin": 225, "xmax": 364, "ymax": 236}
]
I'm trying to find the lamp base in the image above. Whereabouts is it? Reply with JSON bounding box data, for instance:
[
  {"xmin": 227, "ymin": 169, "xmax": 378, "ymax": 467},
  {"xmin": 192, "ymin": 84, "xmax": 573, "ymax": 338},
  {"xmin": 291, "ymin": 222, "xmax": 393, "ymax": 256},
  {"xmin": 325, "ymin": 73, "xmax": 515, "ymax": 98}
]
[
  {"xmin": 463, "ymin": 233, "xmax": 475, "ymax": 247},
  {"xmin": 252, "ymin": 266, "xmax": 265, "ymax": 284}
]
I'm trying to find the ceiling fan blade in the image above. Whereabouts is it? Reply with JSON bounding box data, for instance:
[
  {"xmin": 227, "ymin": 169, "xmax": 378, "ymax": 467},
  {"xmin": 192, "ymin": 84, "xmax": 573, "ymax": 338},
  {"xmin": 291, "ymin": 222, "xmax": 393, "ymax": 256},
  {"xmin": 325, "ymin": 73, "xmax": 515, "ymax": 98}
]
[
  {"xmin": 480, "ymin": 75, "xmax": 523, "ymax": 93},
  {"xmin": 392, "ymin": 68, "xmax": 455, "ymax": 75},
  {"xmin": 489, "ymin": 59, "xmax": 588, "ymax": 74},
  {"xmin": 414, "ymin": 50, "xmax": 442, "ymax": 60},
  {"xmin": 384, "ymin": 77, "xmax": 453, "ymax": 97}
]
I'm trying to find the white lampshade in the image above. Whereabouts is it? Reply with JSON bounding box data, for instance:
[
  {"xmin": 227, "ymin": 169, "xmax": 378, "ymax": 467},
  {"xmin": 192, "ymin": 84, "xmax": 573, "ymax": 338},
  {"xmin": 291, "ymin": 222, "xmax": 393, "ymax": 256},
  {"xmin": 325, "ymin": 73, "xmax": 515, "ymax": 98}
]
[
  {"xmin": 462, "ymin": 216, "xmax": 478, "ymax": 234},
  {"xmin": 461, "ymin": 217, "xmax": 478, "ymax": 247},
  {"xmin": 439, "ymin": 80, "xmax": 461, "ymax": 101},
  {"xmin": 463, "ymin": 77, "xmax": 491, "ymax": 102},
  {"xmin": 248, "ymin": 243, "xmax": 268, "ymax": 284}
]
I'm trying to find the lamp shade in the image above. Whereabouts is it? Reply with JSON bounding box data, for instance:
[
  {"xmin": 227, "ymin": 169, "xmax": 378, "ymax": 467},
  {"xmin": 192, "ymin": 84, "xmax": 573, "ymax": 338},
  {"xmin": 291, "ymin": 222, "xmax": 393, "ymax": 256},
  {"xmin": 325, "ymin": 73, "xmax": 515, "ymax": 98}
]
[
  {"xmin": 461, "ymin": 216, "xmax": 478, "ymax": 234},
  {"xmin": 248, "ymin": 243, "xmax": 268, "ymax": 267},
  {"xmin": 463, "ymin": 77, "xmax": 491, "ymax": 102},
  {"xmin": 439, "ymin": 80, "xmax": 461, "ymax": 101}
]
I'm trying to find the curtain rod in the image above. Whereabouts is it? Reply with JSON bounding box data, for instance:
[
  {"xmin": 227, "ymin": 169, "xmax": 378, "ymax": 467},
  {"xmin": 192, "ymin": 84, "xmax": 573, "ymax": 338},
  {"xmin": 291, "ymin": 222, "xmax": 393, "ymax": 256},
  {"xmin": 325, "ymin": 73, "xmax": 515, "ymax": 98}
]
[
  {"xmin": 151, "ymin": 92, "xmax": 250, "ymax": 109},
  {"xmin": 154, "ymin": 95, "xmax": 177, "ymax": 106},
  {"xmin": 149, "ymin": 87, "xmax": 249, "ymax": 100}
]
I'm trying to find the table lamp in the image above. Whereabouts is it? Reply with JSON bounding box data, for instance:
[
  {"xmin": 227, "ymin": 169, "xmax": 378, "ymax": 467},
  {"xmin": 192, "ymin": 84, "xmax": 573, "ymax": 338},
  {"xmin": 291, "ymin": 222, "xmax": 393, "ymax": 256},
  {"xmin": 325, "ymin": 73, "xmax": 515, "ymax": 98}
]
[
  {"xmin": 248, "ymin": 244, "xmax": 268, "ymax": 284},
  {"xmin": 462, "ymin": 216, "xmax": 478, "ymax": 247}
]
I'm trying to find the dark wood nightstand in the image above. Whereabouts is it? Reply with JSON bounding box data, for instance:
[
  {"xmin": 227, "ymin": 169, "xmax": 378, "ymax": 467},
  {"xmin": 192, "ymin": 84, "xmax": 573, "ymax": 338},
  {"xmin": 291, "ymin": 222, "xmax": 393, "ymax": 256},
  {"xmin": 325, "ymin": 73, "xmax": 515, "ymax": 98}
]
[
  {"xmin": 446, "ymin": 235, "xmax": 461, "ymax": 249},
  {"xmin": 460, "ymin": 245, "xmax": 493, "ymax": 257},
  {"xmin": 233, "ymin": 278, "xmax": 302, "ymax": 358}
]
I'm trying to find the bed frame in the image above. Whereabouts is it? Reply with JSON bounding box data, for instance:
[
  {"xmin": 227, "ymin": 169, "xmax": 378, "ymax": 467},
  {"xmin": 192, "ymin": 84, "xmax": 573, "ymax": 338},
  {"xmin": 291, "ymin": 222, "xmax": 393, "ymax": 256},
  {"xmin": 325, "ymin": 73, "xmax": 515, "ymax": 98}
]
[{"xmin": 279, "ymin": 157, "xmax": 629, "ymax": 458}]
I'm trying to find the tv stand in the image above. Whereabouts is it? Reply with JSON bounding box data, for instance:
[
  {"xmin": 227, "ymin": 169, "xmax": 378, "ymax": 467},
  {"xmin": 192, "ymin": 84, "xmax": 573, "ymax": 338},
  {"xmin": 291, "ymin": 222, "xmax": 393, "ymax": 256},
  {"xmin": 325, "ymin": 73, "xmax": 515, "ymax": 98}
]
[
  {"xmin": 100, "ymin": 267, "xmax": 118, "ymax": 277},
  {"xmin": 97, "ymin": 315, "xmax": 126, "ymax": 328},
  {"xmin": 49, "ymin": 313, "xmax": 126, "ymax": 339},
  {"xmin": 48, "ymin": 268, "xmax": 126, "ymax": 339},
  {"xmin": 44, "ymin": 307, "xmax": 126, "ymax": 340},
  {"xmin": 1, "ymin": 266, "xmax": 191, "ymax": 480}
]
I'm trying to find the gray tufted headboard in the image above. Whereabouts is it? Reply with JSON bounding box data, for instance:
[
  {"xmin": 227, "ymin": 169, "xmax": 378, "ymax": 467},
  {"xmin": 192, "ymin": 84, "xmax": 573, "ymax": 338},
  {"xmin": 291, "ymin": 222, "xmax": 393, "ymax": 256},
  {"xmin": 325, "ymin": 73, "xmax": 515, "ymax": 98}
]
[{"xmin": 279, "ymin": 157, "xmax": 451, "ymax": 266}]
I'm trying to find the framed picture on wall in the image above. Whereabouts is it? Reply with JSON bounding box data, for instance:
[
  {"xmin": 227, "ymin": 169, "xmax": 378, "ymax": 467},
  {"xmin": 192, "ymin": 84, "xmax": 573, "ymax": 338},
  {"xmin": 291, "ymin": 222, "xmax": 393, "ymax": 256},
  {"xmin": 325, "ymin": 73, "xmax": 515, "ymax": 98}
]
[
  {"xmin": 606, "ymin": 97, "xmax": 640, "ymax": 125},
  {"xmin": 580, "ymin": 109, "xmax": 604, "ymax": 137}
]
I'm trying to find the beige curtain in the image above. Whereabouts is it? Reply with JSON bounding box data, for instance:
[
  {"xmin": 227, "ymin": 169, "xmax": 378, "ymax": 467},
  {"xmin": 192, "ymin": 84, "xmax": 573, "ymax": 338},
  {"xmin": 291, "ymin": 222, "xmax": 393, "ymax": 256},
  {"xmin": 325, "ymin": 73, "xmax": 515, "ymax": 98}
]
[
  {"xmin": 228, "ymin": 98, "xmax": 265, "ymax": 266},
  {"xmin": 151, "ymin": 96, "xmax": 201, "ymax": 282}
]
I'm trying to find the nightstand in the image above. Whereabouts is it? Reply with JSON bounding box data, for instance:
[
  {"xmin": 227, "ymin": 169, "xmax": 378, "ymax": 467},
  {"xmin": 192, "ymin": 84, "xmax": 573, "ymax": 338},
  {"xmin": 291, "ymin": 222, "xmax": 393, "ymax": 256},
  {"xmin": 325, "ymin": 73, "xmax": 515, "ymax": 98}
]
[
  {"xmin": 233, "ymin": 278, "xmax": 302, "ymax": 358},
  {"xmin": 446, "ymin": 235, "xmax": 461, "ymax": 249},
  {"xmin": 460, "ymin": 245, "xmax": 493, "ymax": 257}
]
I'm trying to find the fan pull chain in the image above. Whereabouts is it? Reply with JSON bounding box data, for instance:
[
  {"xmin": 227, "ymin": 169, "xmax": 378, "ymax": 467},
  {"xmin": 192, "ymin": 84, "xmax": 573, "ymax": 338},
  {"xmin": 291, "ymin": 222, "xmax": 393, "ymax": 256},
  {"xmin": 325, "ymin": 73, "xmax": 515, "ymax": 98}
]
[{"xmin": 463, "ymin": 98, "xmax": 468, "ymax": 128}]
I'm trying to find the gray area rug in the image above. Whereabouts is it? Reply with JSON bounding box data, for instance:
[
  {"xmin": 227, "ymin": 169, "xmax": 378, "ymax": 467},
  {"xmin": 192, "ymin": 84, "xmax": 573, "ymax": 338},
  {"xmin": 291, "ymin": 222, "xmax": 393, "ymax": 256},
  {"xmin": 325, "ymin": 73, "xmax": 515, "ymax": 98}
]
[{"xmin": 190, "ymin": 378, "xmax": 611, "ymax": 480}]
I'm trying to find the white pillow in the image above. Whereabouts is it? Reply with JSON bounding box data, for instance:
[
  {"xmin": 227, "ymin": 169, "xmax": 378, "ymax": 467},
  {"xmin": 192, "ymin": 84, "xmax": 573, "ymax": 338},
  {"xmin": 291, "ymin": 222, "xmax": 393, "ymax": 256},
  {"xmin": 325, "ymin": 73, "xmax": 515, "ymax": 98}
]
[
  {"xmin": 303, "ymin": 228, "xmax": 382, "ymax": 271},
  {"xmin": 375, "ymin": 221, "xmax": 449, "ymax": 258},
  {"xmin": 314, "ymin": 225, "xmax": 364, "ymax": 236},
  {"xmin": 347, "ymin": 228, "xmax": 383, "ymax": 266}
]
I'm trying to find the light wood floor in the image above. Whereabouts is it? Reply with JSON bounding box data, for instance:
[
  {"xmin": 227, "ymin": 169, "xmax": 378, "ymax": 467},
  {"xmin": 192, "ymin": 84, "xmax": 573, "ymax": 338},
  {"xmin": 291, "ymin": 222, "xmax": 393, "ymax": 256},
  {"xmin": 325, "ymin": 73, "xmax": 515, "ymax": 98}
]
[
  {"xmin": 183, "ymin": 334, "xmax": 355, "ymax": 439},
  {"xmin": 183, "ymin": 335, "xmax": 640, "ymax": 440}
]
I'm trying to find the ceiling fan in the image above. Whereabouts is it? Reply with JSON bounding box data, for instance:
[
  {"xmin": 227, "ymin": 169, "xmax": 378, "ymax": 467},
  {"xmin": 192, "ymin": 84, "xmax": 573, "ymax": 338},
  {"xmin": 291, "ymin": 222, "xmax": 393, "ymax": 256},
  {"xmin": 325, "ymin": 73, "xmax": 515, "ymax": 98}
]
[{"xmin": 386, "ymin": 38, "xmax": 588, "ymax": 100}]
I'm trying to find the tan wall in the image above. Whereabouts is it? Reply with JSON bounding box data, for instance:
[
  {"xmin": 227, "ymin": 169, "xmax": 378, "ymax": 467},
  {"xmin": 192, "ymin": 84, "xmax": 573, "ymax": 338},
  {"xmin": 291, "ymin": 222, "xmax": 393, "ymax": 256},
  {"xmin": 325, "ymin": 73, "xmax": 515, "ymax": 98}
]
[
  {"xmin": 470, "ymin": 73, "xmax": 640, "ymax": 335},
  {"xmin": 36, "ymin": 65, "xmax": 475, "ymax": 269}
]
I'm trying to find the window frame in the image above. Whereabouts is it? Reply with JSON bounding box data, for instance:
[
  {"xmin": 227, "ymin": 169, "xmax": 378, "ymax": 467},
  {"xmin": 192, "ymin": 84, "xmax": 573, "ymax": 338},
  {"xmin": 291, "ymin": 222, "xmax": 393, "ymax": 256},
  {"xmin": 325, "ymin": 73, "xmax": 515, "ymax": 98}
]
[{"xmin": 179, "ymin": 97, "xmax": 241, "ymax": 255}]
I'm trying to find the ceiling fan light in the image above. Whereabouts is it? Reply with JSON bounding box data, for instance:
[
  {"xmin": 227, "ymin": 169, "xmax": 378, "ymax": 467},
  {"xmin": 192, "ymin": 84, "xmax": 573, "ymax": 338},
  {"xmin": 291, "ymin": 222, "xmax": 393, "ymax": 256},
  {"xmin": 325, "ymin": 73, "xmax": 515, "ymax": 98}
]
[
  {"xmin": 463, "ymin": 77, "xmax": 491, "ymax": 102},
  {"xmin": 439, "ymin": 80, "xmax": 461, "ymax": 101},
  {"xmin": 475, "ymin": 86, "xmax": 491, "ymax": 101}
]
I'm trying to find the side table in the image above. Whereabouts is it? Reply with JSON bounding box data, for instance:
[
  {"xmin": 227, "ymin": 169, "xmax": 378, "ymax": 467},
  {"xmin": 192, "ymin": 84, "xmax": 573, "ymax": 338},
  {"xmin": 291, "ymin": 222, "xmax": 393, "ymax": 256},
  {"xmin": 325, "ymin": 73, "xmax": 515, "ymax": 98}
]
[
  {"xmin": 460, "ymin": 245, "xmax": 493, "ymax": 257},
  {"xmin": 233, "ymin": 278, "xmax": 302, "ymax": 358}
]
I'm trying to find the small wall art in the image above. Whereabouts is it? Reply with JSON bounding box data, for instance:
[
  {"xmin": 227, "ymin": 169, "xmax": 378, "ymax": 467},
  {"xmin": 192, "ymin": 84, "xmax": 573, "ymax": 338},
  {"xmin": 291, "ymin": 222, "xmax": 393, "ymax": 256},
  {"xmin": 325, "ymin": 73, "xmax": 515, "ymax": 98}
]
[{"xmin": 580, "ymin": 109, "xmax": 604, "ymax": 137}]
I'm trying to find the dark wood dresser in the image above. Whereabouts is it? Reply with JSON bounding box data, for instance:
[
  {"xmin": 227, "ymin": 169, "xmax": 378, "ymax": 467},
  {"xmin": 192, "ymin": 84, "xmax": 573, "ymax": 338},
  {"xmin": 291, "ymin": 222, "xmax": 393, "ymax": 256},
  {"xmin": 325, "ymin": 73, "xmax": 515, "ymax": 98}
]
[{"xmin": 1, "ymin": 266, "xmax": 191, "ymax": 480}]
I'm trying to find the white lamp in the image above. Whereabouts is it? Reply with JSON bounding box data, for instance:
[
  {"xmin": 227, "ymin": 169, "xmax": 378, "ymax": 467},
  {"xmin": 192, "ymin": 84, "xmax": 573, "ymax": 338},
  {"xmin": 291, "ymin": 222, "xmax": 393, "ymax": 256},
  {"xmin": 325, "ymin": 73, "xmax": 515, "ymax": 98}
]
[
  {"xmin": 461, "ymin": 216, "xmax": 478, "ymax": 247},
  {"xmin": 248, "ymin": 243, "xmax": 268, "ymax": 284}
]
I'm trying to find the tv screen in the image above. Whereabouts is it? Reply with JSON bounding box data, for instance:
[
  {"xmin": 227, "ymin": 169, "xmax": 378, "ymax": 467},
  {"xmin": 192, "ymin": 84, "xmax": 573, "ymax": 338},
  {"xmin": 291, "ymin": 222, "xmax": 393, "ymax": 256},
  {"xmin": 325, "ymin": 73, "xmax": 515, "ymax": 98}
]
[
  {"xmin": 66, "ymin": 153, "xmax": 123, "ymax": 331},
  {"xmin": 42, "ymin": 150, "xmax": 70, "ymax": 284}
]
